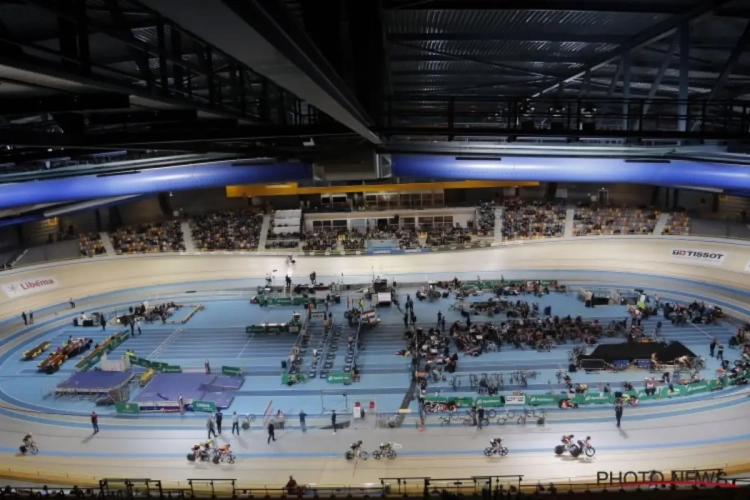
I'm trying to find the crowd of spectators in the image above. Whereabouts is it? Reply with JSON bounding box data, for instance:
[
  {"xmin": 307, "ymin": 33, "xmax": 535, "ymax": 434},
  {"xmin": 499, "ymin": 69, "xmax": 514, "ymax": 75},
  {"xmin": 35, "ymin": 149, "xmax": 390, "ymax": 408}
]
[
  {"xmin": 302, "ymin": 228, "xmax": 345, "ymax": 251},
  {"xmin": 78, "ymin": 233, "xmax": 106, "ymax": 257},
  {"xmin": 191, "ymin": 211, "xmax": 263, "ymax": 251},
  {"xmin": 573, "ymin": 206, "xmax": 660, "ymax": 236},
  {"xmin": 662, "ymin": 212, "xmax": 690, "ymax": 235},
  {"xmin": 265, "ymin": 212, "xmax": 301, "ymax": 250},
  {"xmin": 110, "ymin": 221, "xmax": 185, "ymax": 254},
  {"xmin": 475, "ymin": 202, "xmax": 497, "ymax": 236},
  {"xmin": 424, "ymin": 226, "xmax": 471, "ymax": 246},
  {"xmin": 502, "ymin": 200, "xmax": 566, "ymax": 241}
]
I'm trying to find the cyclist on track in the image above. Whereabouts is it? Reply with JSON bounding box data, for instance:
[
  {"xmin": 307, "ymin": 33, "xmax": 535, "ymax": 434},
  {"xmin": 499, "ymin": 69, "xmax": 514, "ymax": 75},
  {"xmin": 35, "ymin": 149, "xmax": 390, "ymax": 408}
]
[
  {"xmin": 489, "ymin": 438, "xmax": 504, "ymax": 453},
  {"xmin": 561, "ymin": 434, "xmax": 575, "ymax": 447},
  {"xmin": 22, "ymin": 433, "xmax": 34, "ymax": 447}
]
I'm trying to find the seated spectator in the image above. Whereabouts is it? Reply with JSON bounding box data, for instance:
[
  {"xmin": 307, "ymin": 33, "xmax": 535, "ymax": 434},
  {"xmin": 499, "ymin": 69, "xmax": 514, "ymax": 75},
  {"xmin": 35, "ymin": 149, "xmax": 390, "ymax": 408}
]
[
  {"xmin": 191, "ymin": 211, "xmax": 263, "ymax": 251},
  {"xmin": 475, "ymin": 202, "xmax": 497, "ymax": 236},
  {"xmin": 110, "ymin": 221, "xmax": 185, "ymax": 254},
  {"xmin": 662, "ymin": 211, "xmax": 690, "ymax": 235},
  {"xmin": 424, "ymin": 225, "xmax": 471, "ymax": 247},
  {"xmin": 79, "ymin": 233, "xmax": 106, "ymax": 257},
  {"xmin": 573, "ymin": 206, "xmax": 660, "ymax": 236},
  {"xmin": 502, "ymin": 200, "xmax": 565, "ymax": 241}
]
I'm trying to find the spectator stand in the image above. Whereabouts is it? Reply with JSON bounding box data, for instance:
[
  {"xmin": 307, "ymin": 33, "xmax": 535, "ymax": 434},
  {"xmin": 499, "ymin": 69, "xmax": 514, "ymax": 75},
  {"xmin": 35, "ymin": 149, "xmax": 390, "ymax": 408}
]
[
  {"xmin": 110, "ymin": 221, "xmax": 185, "ymax": 254},
  {"xmin": 79, "ymin": 233, "xmax": 106, "ymax": 257},
  {"xmin": 266, "ymin": 209, "xmax": 301, "ymax": 250},
  {"xmin": 502, "ymin": 200, "xmax": 566, "ymax": 242},
  {"xmin": 190, "ymin": 211, "xmax": 263, "ymax": 251},
  {"xmin": 573, "ymin": 206, "xmax": 661, "ymax": 236},
  {"xmin": 663, "ymin": 211, "xmax": 691, "ymax": 235},
  {"xmin": 475, "ymin": 201, "xmax": 497, "ymax": 237}
]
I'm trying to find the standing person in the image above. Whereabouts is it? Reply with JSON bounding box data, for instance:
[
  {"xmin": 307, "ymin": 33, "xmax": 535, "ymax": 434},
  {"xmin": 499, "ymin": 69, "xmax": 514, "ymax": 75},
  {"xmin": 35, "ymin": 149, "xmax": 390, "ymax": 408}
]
[
  {"xmin": 331, "ymin": 410, "xmax": 337, "ymax": 434},
  {"xmin": 276, "ymin": 410, "xmax": 285, "ymax": 429},
  {"xmin": 136, "ymin": 319, "xmax": 142, "ymax": 335},
  {"xmin": 614, "ymin": 399, "xmax": 623, "ymax": 428},
  {"xmin": 207, "ymin": 416, "xmax": 217, "ymax": 439},
  {"xmin": 90, "ymin": 412, "xmax": 99, "ymax": 434},
  {"xmin": 70, "ymin": 298, "xmax": 76, "ymax": 309},
  {"xmin": 100, "ymin": 313, "xmax": 105, "ymax": 331},
  {"xmin": 710, "ymin": 337, "xmax": 717, "ymax": 357},
  {"xmin": 299, "ymin": 410, "xmax": 307, "ymax": 432},
  {"xmin": 21, "ymin": 312, "xmax": 27, "ymax": 326},
  {"xmin": 717, "ymin": 343, "xmax": 725, "ymax": 362},
  {"xmin": 267, "ymin": 422, "xmax": 276, "ymax": 443},
  {"xmin": 29, "ymin": 311, "xmax": 34, "ymax": 325},
  {"xmin": 477, "ymin": 406, "xmax": 485, "ymax": 430},
  {"xmin": 205, "ymin": 360, "xmax": 211, "ymax": 374},
  {"xmin": 215, "ymin": 410, "xmax": 223, "ymax": 434},
  {"xmin": 231, "ymin": 412, "xmax": 240, "ymax": 435}
]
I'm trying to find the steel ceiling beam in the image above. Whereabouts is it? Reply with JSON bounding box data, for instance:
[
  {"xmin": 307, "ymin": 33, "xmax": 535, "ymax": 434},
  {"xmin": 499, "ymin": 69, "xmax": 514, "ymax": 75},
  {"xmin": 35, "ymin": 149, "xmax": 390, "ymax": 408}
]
[
  {"xmin": 530, "ymin": 0, "xmax": 737, "ymax": 98},
  {"xmin": 385, "ymin": 0, "xmax": 698, "ymax": 14},
  {"xmin": 389, "ymin": 33, "xmax": 632, "ymax": 44},
  {"xmin": 141, "ymin": 0, "xmax": 380, "ymax": 144},
  {"xmin": 704, "ymin": 20, "xmax": 750, "ymax": 100},
  {"xmin": 0, "ymin": 93, "xmax": 130, "ymax": 115}
]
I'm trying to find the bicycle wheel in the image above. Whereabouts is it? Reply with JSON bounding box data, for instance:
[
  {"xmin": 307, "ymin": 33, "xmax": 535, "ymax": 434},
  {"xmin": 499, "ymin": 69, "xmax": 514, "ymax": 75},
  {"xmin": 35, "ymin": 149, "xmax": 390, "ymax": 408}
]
[
  {"xmin": 505, "ymin": 410, "xmax": 515, "ymax": 418},
  {"xmin": 345, "ymin": 451, "xmax": 354, "ymax": 460},
  {"xmin": 499, "ymin": 447, "xmax": 509, "ymax": 456},
  {"xmin": 372, "ymin": 450, "xmax": 382, "ymax": 460},
  {"xmin": 386, "ymin": 450, "xmax": 397, "ymax": 459},
  {"xmin": 359, "ymin": 451, "xmax": 368, "ymax": 460},
  {"xmin": 486, "ymin": 409, "xmax": 497, "ymax": 418},
  {"xmin": 517, "ymin": 416, "xmax": 526, "ymax": 425},
  {"xmin": 483, "ymin": 447, "xmax": 493, "ymax": 457},
  {"xmin": 585, "ymin": 446, "xmax": 596, "ymax": 458},
  {"xmin": 30, "ymin": 445, "xmax": 38, "ymax": 455},
  {"xmin": 479, "ymin": 418, "xmax": 490, "ymax": 427},
  {"xmin": 462, "ymin": 418, "xmax": 474, "ymax": 426},
  {"xmin": 228, "ymin": 454, "xmax": 236, "ymax": 464},
  {"xmin": 496, "ymin": 417, "xmax": 507, "ymax": 425}
]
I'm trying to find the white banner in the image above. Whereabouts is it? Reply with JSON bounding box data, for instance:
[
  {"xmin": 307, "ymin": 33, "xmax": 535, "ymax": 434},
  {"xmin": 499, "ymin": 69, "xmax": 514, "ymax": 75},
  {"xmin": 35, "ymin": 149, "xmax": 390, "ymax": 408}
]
[
  {"xmin": 505, "ymin": 395, "xmax": 526, "ymax": 405},
  {"xmin": 3, "ymin": 276, "xmax": 60, "ymax": 298},
  {"xmin": 670, "ymin": 249, "xmax": 727, "ymax": 267}
]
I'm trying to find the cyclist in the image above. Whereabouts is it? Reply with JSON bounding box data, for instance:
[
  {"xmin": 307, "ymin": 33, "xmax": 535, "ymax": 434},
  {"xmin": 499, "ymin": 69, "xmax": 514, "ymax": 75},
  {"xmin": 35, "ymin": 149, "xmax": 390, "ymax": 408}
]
[
  {"xmin": 350, "ymin": 440, "xmax": 363, "ymax": 452},
  {"xmin": 578, "ymin": 436, "xmax": 592, "ymax": 450},
  {"xmin": 489, "ymin": 438, "xmax": 504, "ymax": 453},
  {"xmin": 22, "ymin": 433, "xmax": 34, "ymax": 447},
  {"xmin": 561, "ymin": 434, "xmax": 574, "ymax": 447},
  {"xmin": 378, "ymin": 442, "xmax": 393, "ymax": 451}
]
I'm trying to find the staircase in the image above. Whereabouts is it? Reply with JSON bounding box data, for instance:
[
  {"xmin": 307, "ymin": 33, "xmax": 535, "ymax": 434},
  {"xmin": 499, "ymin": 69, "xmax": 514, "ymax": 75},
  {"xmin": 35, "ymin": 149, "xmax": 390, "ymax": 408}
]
[
  {"xmin": 180, "ymin": 221, "xmax": 196, "ymax": 252},
  {"xmin": 258, "ymin": 215, "xmax": 271, "ymax": 251},
  {"xmin": 653, "ymin": 213, "xmax": 671, "ymax": 236},
  {"xmin": 99, "ymin": 232, "xmax": 116, "ymax": 255},
  {"xmin": 493, "ymin": 207, "xmax": 503, "ymax": 242},
  {"xmin": 563, "ymin": 208, "xmax": 576, "ymax": 238}
]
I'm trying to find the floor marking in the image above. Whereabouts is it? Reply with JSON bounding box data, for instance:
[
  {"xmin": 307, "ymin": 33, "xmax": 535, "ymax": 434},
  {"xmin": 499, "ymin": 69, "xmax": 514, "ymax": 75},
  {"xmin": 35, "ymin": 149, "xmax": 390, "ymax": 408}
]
[
  {"xmin": 147, "ymin": 327, "xmax": 184, "ymax": 361},
  {"xmin": 689, "ymin": 321, "xmax": 714, "ymax": 340},
  {"xmin": 236, "ymin": 337, "xmax": 254, "ymax": 359}
]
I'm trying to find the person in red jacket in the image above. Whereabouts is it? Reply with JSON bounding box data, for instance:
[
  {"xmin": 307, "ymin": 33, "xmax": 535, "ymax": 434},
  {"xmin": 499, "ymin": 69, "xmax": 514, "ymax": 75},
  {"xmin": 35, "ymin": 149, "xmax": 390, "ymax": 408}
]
[{"xmin": 91, "ymin": 411, "xmax": 99, "ymax": 434}]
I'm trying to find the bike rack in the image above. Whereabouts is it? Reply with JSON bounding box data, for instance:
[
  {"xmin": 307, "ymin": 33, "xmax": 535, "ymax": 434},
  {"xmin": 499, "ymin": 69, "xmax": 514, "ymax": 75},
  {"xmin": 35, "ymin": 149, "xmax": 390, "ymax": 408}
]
[{"xmin": 100, "ymin": 479, "xmax": 162, "ymax": 499}]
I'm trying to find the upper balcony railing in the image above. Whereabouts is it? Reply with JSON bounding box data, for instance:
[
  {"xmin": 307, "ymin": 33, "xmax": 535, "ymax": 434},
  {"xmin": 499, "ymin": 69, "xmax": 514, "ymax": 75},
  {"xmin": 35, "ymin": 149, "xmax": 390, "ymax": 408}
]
[{"xmin": 379, "ymin": 97, "xmax": 750, "ymax": 139}]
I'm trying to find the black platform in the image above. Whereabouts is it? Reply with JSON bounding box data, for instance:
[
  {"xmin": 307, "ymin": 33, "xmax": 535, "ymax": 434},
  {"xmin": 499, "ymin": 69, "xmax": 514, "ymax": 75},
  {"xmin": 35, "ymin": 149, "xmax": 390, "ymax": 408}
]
[{"xmin": 581, "ymin": 341, "xmax": 696, "ymax": 363}]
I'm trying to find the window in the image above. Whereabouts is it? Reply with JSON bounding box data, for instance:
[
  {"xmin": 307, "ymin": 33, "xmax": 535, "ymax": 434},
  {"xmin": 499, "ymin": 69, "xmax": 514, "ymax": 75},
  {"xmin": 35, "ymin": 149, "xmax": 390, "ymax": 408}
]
[{"xmin": 332, "ymin": 219, "xmax": 348, "ymax": 228}]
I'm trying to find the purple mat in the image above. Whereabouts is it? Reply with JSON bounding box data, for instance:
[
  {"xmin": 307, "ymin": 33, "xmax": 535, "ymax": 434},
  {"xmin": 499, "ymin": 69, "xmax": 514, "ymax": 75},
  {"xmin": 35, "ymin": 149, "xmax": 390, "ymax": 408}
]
[
  {"xmin": 213, "ymin": 376, "xmax": 244, "ymax": 390},
  {"xmin": 57, "ymin": 371, "xmax": 133, "ymax": 392},
  {"xmin": 133, "ymin": 373, "xmax": 240, "ymax": 409}
]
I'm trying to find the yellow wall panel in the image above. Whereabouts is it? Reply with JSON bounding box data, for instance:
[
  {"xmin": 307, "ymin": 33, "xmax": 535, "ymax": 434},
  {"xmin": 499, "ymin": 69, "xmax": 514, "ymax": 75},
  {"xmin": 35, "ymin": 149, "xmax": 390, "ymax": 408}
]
[{"xmin": 226, "ymin": 181, "xmax": 538, "ymax": 197}]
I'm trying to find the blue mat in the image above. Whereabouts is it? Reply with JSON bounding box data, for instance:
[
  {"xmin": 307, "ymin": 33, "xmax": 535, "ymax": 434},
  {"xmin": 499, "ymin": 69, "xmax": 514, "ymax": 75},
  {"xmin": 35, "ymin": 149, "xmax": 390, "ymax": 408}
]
[
  {"xmin": 57, "ymin": 371, "xmax": 133, "ymax": 392},
  {"xmin": 133, "ymin": 373, "xmax": 241, "ymax": 409}
]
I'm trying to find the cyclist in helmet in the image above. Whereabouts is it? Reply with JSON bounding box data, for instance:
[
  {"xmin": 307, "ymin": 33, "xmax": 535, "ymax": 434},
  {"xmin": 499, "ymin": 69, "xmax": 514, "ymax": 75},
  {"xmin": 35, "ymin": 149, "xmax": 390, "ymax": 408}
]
[
  {"xmin": 22, "ymin": 433, "xmax": 33, "ymax": 446},
  {"xmin": 489, "ymin": 437, "xmax": 503, "ymax": 453},
  {"xmin": 561, "ymin": 434, "xmax": 574, "ymax": 446}
]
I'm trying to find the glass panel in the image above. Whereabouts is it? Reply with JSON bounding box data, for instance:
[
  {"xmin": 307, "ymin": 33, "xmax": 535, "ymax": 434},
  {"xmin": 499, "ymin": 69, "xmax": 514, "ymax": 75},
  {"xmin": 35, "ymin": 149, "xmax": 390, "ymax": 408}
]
[{"xmin": 332, "ymin": 220, "xmax": 347, "ymax": 228}]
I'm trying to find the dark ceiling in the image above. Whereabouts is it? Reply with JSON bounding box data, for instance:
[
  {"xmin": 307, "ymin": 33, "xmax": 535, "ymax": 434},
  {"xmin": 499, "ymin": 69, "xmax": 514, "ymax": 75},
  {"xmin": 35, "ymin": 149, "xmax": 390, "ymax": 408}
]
[{"xmin": 1, "ymin": 0, "xmax": 750, "ymax": 178}]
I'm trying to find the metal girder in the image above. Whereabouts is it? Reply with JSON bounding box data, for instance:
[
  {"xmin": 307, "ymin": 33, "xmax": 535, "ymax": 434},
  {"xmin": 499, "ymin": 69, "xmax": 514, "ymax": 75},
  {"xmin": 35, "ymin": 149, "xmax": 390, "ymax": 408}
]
[
  {"xmin": 704, "ymin": 20, "xmax": 750, "ymax": 100},
  {"xmin": 102, "ymin": 0, "xmax": 154, "ymax": 88},
  {"xmin": 531, "ymin": 0, "xmax": 737, "ymax": 97},
  {"xmin": 639, "ymin": 34, "xmax": 679, "ymax": 119},
  {"xmin": 86, "ymin": 109, "xmax": 199, "ymax": 127},
  {"xmin": 0, "ymin": 93, "xmax": 130, "ymax": 115},
  {"xmin": 390, "ymin": 33, "xmax": 632, "ymax": 44},
  {"xmin": 385, "ymin": 0, "xmax": 701, "ymax": 14},
  {"xmin": 141, "ymin": 0, "xmax": 379, "ymax": 142}
]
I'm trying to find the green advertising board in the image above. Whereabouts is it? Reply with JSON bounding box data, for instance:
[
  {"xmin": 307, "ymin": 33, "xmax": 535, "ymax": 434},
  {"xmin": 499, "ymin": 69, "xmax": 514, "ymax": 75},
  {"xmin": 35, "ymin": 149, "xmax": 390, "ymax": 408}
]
[
  {"xmin": 222, "ymin": 366, "xmax": 243, "ymax": 377},
  {"xmin": 160, "ymin": 365, "xmax": 182, "ymax": 373},
  {"xmin": 475, "ymin": 396, "xmax": 504, "ymax": 407},
  {"xmin": 526, "ymin": 393, "xmax": 557, "ymax": 406},
  {"xmin": 115, "ymin": 402, "xmax": 140, "ymax": 414},
  {"xmin": 192, "ymin": 400, "xmax": 217, "ymax": 412},
  {"xmin": 684, "ymin": 381, "xmax": 709, "ymax": 395},
  {"xmin": 327, "ymin": 372, "xmax": 352, "ymax": 384},
  {"xmin": 578, "ymin": 392, "xmax": 611, "ymax": 405}
]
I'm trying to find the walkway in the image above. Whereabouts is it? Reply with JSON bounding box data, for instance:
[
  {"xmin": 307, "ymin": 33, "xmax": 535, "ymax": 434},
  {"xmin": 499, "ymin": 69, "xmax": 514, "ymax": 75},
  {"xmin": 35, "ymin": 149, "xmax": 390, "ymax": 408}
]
[
  {"xmin": 653, "ymin": 213, "xmax": 670, "ymax": 235},
  {"xmin": 564, "ymin": 208, "xmax": 575, "ymax": 238},
  {"xmin": 258, "ymin": 215, "xmax": 271, "ymax": 251},
  {"xmin": 180, "ymin": 222, "xmax": 196, "ymax": 252},
  {"xmin": 98, "ymin": 232, "xmax": 115, "ymax": 255}
]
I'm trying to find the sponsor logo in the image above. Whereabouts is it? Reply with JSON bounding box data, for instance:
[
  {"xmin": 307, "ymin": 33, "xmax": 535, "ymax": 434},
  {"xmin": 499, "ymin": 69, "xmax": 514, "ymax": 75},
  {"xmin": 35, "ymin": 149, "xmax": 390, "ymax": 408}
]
[
  {"xmin": 3, "ymin": 277, "xmax": 59, "ymax": 298},
  {"xmin": 504, "ymin": 395, "xmax": 525, "ymax": 405},
  {"xmin": 670, "ymin": 248, "xmax": 726, "ymax": 266},
  {"xmin": 403, "ymin": 249, "xmax": 422, "ymax": 254},
  {"xmin": 372, "ymin": 250, "xmax": 391, "ymax": 255}
]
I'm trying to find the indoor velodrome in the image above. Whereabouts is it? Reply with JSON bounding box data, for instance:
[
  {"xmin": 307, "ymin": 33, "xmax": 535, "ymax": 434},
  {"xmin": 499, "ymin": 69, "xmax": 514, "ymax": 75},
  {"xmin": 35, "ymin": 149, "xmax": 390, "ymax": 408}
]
[{"xmin": 0, "ymin": 236, "xmax": 749, "ymax": 489}]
